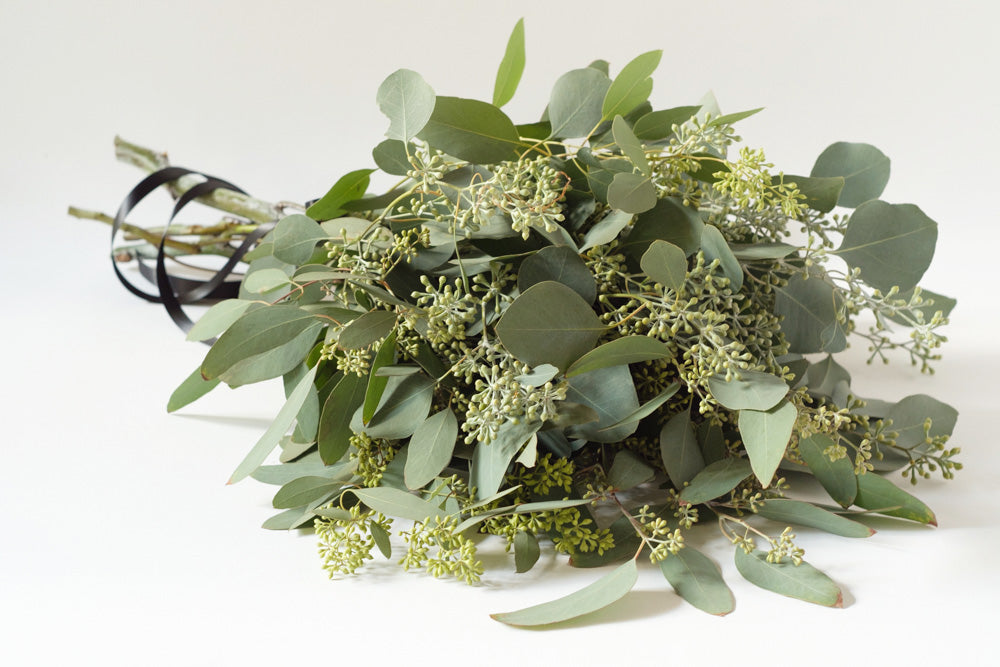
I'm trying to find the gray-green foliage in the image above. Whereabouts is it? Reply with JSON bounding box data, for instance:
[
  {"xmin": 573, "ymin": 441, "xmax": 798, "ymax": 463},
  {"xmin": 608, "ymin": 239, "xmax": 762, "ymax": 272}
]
[{"xmin": 151, "ymin": 19, "xmax": 959, "ymax": 628}]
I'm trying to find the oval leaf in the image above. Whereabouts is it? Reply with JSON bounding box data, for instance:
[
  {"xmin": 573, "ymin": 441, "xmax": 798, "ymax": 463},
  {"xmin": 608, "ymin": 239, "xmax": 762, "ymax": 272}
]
[
  {"xmin": 491, "ymin": 560, "xmax": 638, "ymax": 627},
  {"xmin": 565, "ymin": 364, "xmax": 640, "ymax": 443},
  {"xmin": 272, "ymin": 214, "xmax": 328, "ymax": 265},
  {"xmin": 608, "ymin": 172, "xmax": 656, "ymax": 214},
  {"xmin": 774, "ymin": 273, "xmax": 848, "ymax": 354},
  {"xmin": 660, "ymin": 409, "xmax": 706, "ymax": 488},
  {"xmin": 376, "ymin": 68, "xmax": 436, "ymax": 142},
  {"xmin": 679, "ymin": 458, "xmax": 753, "ymax": 505},
  {"xmin": 405, "ymin": 409, "xmax": 459, "ymax": 489},
  {"xmin": 607, "ymin": 450, "xmax": 655, "ymax": 491},
  {"xmin": 548, "ymin": 68, "xmax": 611, "ymax": 139},
  {"xmin": 514, "ymin": 530, "xmax": 540, "ymax": 573},
  {"xmin": 186, "ymin": 299, "xmax": 254, "ymax": 342},
  {"xmin": 318, "ymin": 372, "xmax": 367, "ymax": 465},
  {"xmin": 640, "ymin": 239, "xmax": 687, "ymax": 291},
  {"xmin": 272, "ymin": 475, "xmax": 342, "ymax": 509},
  {"xmin": 739, "ymin": 400, "xmax": 797, "ymax": 486},
  {"xmin": 735, "ymin": 549, "xmax": 843, "ymax": 607},
  {"xmin": 810, "ymin": 141, "xmax": 890, "ymax": 208},
  {"xmin": 347, "ymin": 486, "xmax": 446, "ymax": 521},
  {"xmin": 885, "ymin": 394, "xmax": 958, "ymax": 449},
  {"xmin": 854, "ymin": 473, "xmax": 937, "ymax": 525},
  {"xmin": 372, "ymin": 138, "xmax": 411, "ymax": 176},
  {"xmin": 798, "ymin": 433, "xmax": 857, "ymax": 507},
  {"xmin": 417, "ymin": 96, "xmax": 521, "ymax": 164},
  {"xmin": 602, "ymin": 50, "xmax": 661, "ymax": 120},
  {"xmin": 338, "ymin": 310, "xmax": 397, "ymax": 350},
  {"xmin": 633, "ymin": 105, "xmax": 701, "ymax": 141},
  {"xmin": 358, "ymin": 373, "xmax": 434, "ymax": 440},
  {"xmin": 659, "ymin": 546, "xmax": 734, "ymax": 616},
  {"xmin": 517, "ymin": 245, "xmax": 597, "ymax": 304},
  {"xmin": 708, "ymin": 369, "xmax": 788, "ymax": 411},
  {"xmin": 756, "ymin": 499, "xmax": 874, "ymax": 538},
  {"xmin": 566, "ymin": 335, "xmax": 672, "ymax": 377}
]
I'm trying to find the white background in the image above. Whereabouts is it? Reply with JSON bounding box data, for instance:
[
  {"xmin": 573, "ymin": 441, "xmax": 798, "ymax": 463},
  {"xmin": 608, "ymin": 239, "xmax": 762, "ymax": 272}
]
[{"xmin": 2, "ymin": 1, "xmax": 999, "ymax": 664}]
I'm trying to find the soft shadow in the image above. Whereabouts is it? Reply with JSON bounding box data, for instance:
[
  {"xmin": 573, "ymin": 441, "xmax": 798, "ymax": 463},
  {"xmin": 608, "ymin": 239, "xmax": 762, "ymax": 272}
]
[
  {"xmin": 511, "ymin": 589, "xmax": 684, "ymax": 631},
  {"xmin": 173, "ymin": 413, "xmax": 276, "ymax": 430},
  {"xmin": 839, "ymin": 584, "xmax": 856, "ymax": 609}
]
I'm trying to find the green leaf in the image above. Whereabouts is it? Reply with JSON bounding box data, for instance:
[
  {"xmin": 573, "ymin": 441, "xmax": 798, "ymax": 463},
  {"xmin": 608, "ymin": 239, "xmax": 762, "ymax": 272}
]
[
  {"xmin": 337, "ymin": 310, "xmax": 397, "ymax": 350},
  {"xmin": 836, "ymin": 201, "xmax": 938, "ymax": 292},
  {"xmin": 517, "ymin": 245, "xmax": 597, "ymax": 304},
  {"xmin": 756, "ymin": 499, "xmax": 874, "ymax": 538},
  {"xmin": 515, "ymin": 364, "xmax": 559, "ymax": 387},
  {"xmin": 566, "ymin": 335, "xmax": 672, "ymax": 377},
  {"xmin": 347, "ymin": 486, "xmax": 447, "ymax": 521},
  {"xmin": 729, "ymin": 242, "xmax": 798, "ymax": 261},
  {"xmin": 492, "ymin": 18, "xmax": 525, "ymax": 108},
  {"xmin": 810, "ymin": 141, "xmax": 890, "ymax": 208},
  {"xmin": 607, "ymin": 450, "xmax": 655, "ymax": 491},
  {"xmin": 607, "ymin": 172, "xmax": 656, "ymax": 214},
  {"xmin": 252, "ymin": 459, "xmax": 354, "ymax": 486},
  {"xmin": 284, "ymin": 363, "xmax": 319, "ymax": 442},
  {"xmin": 602, "ymin": 50, "xmax": 661, "ymax": 120},
  {"xmin": 186, "ymin": 299, "xmax": 254, "ymax": 342},
  {"xmin": 243, "ymin": 268, "xmax": 289, "ymax": 295},
  {"xmin": 471, "ymin": 421, "xmax": 541, "ymax": 499},
  {"xmin": 632, "ymin": 105, "xmax": 701, "ymax": 141},
  {"xmin": 579, "ymin": 209, "xmax": 632, "ymax": 251},
  {"xmin": 362, "ymin": 331, "xmax": 398, "ymax": 424},
  {"xmin": 565, "ymin": 365, "xmax": 639, "ymax": 443},
  {"xmin": 306, "ymin": 169, "xmax": 374, "ymax": 222},
  {"xmin": 405, "ymin": 409, "xmax": 459, "ymax": 489},
  {"xmin": 739, "ymin": 400, "xmax": 797, "ymax": 486},
  {"xmin": 855, "ymin": 473, "xmax": 937, "ymax": 525},
  {"xmin": 798, "ymin": 434, "xmax": 857, "ymax": 507},
  {"xmin": 262, "ymin": 508, "xmax": 315, "ymax": 530},
  {"xmin": 884, "ymin": 288, "xmax": 956, "ymax": 327},
  {"xmin": 781, "ymin": 174, "xmax": 844, "ymax": 214},
  {"xmin": 376, "ymin": 68, "xmax": 436, "ymax": 142},
  {"xmin": 698, "ymin": 421, "xmax": 727, "ymax": 464},
  {"xmin": 167, "ymin": 365, "xmax": 220, "ymax": 413},
  {"xmin": 734, "ymin": 549, "xmax": 843, "ymax": 607},
  {"xmin": 886, "ymin": 394, "xmax": 958, "ymax": 449},
  {"xmin": 317, "ymin": 372, "xmax": 367, "ymax": 465},
  {"xmin": 495, "ymin": 281, "xmax": 605, "ymax": 371},
  {"xmin": 620, "ymin": 197, "xmax": 703, "ymax": 259},
  {"xmin": 700, "ymin": 224, "xmax": 743, "ymax": 291},
  {"xmin": 548, "ymin": 68, "xmax": 612, "ymax": 139},
  {"xmin": 202, "ymin": 306, "xmax": 322, "ymax": 388},
  {"xmin": 359, "ymin": 373, "xmax": 434, "ymax": 440},
  {"xmin": 803, "ymin": 355, "xmax": 851, "ymax": 400},
  {"xmin": 272, "ymin": 214, "xmax": 328, "ymax": 265},
  {"xmin": 706, "ymin": 107, "xmax": 764, "ymax": 128},
  {"xmin": 514, "ymin": 530, "xmax": 540, "ymax": 573},
  {"xmin": 660, "ymin": 409, "xmax": 706, "ymax": 488},
  {"xmin": 417, "ymin": 96, "xmax": 522, "ymax": 164},
  {"xmin": 659, "ymin": 546, "xmax": 734, "ymax": 615},
  {"xmin": 370, "ymin": 522, "xmax": 392, "ymax": 558},
  {"xmin": 372, "ymin": 139, "xmax": 411, "ymax": 176},
  {"xmin": 491, "ymin": 560, "xmax": 638, "ymax": 627},
  {"xmin": 272, "ymin": 475, "xmax": 342, "ymax": 509},
  {"xmin": 599, "ymin": 382, "xmax": 680, "ymax": 432},
  {"xmin": 774, "ymin": 273, "xmax": 848, "ymax": 354},
  {"xmin": 708, "ymin": 369, "xmax": 788, "ymax": 411},
  {"xmin": 569, "ymin": 516, "xmax": 641, "ymax": 568},
  {"xmin": 640, "ymin": 239, "xmax": 687, "ymax": 291},
  {"xmin": 611, "ymin": 115, "xmax": 650, "ymax": 175},
  {"xmin": 679, "ymin": 458, "xmax": 753, "ymax": 505},
  {"xmin": 228, "ymin": 365, "xmax": 318, "ymax": 484}
]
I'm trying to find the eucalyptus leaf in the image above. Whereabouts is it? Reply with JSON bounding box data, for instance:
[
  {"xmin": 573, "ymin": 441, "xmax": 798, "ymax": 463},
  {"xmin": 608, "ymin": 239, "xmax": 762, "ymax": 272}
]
[
  {"xmin": 565, "ymin": 364, "xmax": 640, "ymax": 443},
  {"xmin": 660, "ymin": 409, "xmax": 706, "ymax": 488},
  {"xmin": 884, "ymin": 288, "xmax": 956, "ymax": 327},
  {"xmin": 359, "ymin": 373, "xmax": 434, "ymax": 440},
  {"xmin": 306, "ymin": 169, "xmax": 374, "ymax": 222},
  {"xmin": 492, "ymin": 18, "xmax": 525, "ymax": 108},
  {"xmin": 495, "ymin": 281, "xmax": 605, "ymax": 371},
  {"xmin": 734, "ymin": 549, "xmax": 843, "ymax": 607},
  {"xmin": 252, "ymin": 459, "xmax": 354, "ymax": 486},
  {"xmin": 854, "ymin": 472, "xmax": 937, "ymax": 525},
  {"xmin": 284, "ymin": 363, "xmax": 320, "ymax": 442},
  {"xmin": 706, "ymin": 107, "xmax": 764, "ymax": 128},
  {"xmin": 347, "ymin": 486, "xmax": 447, "ymax": 521},
  {"xmin": 700, "ymin": 224, "xmax": 743, "ymax": 291},
  {"xmin": 579, "ymin": 209, "xmax": 633, "ymax": 251},
  {"xmin": 228, "ymin": 365, "xmax": 318, "ymax": 484},
  {"xmin": 611, "ymin": 115, "xmax": 650, "ymax": 175},
  {"xmin": 566, "ymin": 336, "xmax": 672, "ymax": 378},
  {"xmin": 317, "ymin": 372, "xmax": 368, "ymax": 464},
  {"xmin": 811, "ymin": 141, "xmax": 890, "ymax": 208},
  {"xmin": 514, "ymin": 530, "xmax": 540, "ymax": 573},
  {"xmin": 621, "ymin": 197, "xmax": 703, "ymax": 259},
  {"xmin": 372, "ymin": 139, "xmax": 411, "ymax": 176},
  {"xmin": 491, "ymin": 560, "xmax": 638, "ymax": 627},
  {"xmin": 376, "ymin": 68, "xmax": 436, "ymax": 142},
  {"xmin": 243, "ymin": 267, "xmax": 289, "ymax": 294},
  {"xmin": 167, "ymin": 366, "xmax": 220, "ymax": 413},
  {"xmin": 659, "ymin": 546, "xmax": 734, "ymax": 615},
  {"xmin": 679, "ymin": 458, "xmax": 753, "ymax": 505},
  {"xmin": 798, "ymin": 433, "xmax": 857, "ymax": 507},
  {"xmin": 186, "ymin": 299, "xmax": 254, "ymax": 342},
  {"xmin": 515, "ymin": 364, "xmax": 560, "ymax": 387},
  {"xmin": 729, "ymin": 242, "xmax": 798, "ymax": 261},
  {"xmin": 362, "ymin": 330, "xmax": 398, "ymax": 424},
  {"xmin": 272, "ymin": 475, "xmax": 343, "ymax": 509},
  {"xmin": 272, "ymin": 214, "xmax": 328, "ymax": 265},
  {"xmin": 418, "ymin": 96, "xmax": 522, "ymax": 163},
  {"xmin": 739, "ymin": 400, "xmax": 797, "ymax": 486},
  {"xmin": 781, "ymin": 174, "xmax": 844, "ymax": 214},
  {"xmin": 337, "ymin": 310, "xmax": 397, "ymax": 350},
  {"xmin": 708, "ymin": 369, "xmax": 788, "ymax": 411},
  {"xmin": 640, "ymin": 239, "xmax": 687, "ymax": 291},
  {"xmin": 517, "ymin": 245, "xmax": 597, "ymax": 304},
  {"xmin": 548, "ymin": 68, "xmax": 611, "ymax": 139},
  {"xmin": 599, "ymin": 382, "xmax": 679, "ymax": 431},
  {"xmin": 774, "ymin": 273, "xmax": 848, "ymax": 354},
  {"xmin": 607, "ymin": 450, "xmax": 655, "ymax": 491},
  {"xmin": 756, "ymin": 499, "xmax": 874, "ymax": 538},
  {"xmin": 836, "ymin": 201, "xmax": 938, "ymax": 292},
  {"xmin": 885, "ymin": 394, "xmax": 958, "ymax": 449},
  {"xmin": 803, "ymin": 355, "xmax": 851, "ymax": 401},
  {"xmin": 471, "ymin": 420, "xmax": 542, "ymax": 499},
  {"xmin": 405, "ymin": 409, "xmax": 459, "ymax": 490},
  {"xmin": 607, "ymin": 172, "xmax": 656, "ymax": 214},
  {"xmin": 632, "ymin": 105, "xmax": 701, "ymax": 141},
  {"xmin": 370, "ymin": 522, "xmax": 392, "ymax": 558},
  {"xmin": 602, "ymin": 50, "xmax": 661, "ymax": 120}
]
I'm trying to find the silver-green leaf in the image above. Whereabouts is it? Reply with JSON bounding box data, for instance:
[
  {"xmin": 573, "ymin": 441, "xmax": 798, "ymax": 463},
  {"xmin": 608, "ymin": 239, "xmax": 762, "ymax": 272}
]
[
  {"xmin": 376, "ymin": 69, "xmax": 436, "ymax": 142},
  {"xmin": 739, "ymin": 400, "xmax": 797, "ymax": 486}
]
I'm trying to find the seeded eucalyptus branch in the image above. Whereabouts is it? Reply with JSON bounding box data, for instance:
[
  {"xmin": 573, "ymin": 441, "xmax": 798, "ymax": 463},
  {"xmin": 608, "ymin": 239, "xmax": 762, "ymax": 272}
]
[{"xmin": 92, "ymin": 19, "xmax": 959, "ymax": 626}]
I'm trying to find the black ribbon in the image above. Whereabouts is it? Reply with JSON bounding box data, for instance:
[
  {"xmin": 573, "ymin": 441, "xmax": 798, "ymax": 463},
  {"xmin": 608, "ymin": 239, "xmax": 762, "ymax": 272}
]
[{"xmin": 111, "ymin": 167, "xmax": 275, "ymax": 342}]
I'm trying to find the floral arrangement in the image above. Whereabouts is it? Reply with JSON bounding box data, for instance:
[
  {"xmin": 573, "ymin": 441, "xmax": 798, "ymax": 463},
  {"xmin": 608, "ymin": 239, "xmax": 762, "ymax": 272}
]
[{"xmin": 79, "ymin": 20, "xmax": 960, "ymax": 625}]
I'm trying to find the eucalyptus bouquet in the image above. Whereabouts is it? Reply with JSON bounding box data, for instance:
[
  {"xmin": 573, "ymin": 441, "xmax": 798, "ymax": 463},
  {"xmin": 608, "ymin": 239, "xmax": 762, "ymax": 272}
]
[{"xmin": 85, "ymin": 20, "xmax": 959, "ymax": 626}]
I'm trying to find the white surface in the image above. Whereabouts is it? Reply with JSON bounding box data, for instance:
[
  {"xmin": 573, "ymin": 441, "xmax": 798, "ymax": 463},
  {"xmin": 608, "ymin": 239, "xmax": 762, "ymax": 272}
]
[{"xmin": 2, "ymin": 1, "xmax": 999, "ymax": 664}]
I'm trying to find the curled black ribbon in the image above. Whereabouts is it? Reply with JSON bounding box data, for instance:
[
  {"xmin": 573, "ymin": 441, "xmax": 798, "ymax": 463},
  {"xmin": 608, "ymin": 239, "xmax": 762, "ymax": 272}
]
[{"xmin": 111, "ymin": 167, "xmax": 275, "ymax": 343}]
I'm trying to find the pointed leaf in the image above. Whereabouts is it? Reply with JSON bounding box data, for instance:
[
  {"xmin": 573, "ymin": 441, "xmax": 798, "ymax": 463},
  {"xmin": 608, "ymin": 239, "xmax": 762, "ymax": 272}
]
[
  {"xmin": 679, "ymin": 458, "xmax": 753, "ymax": 505},
  {"xmin": 735, "ymin": 549, "xmax": 843, "ymax": 607},
  {"xmin": 491, "ymin": 560, "xmax": 638, "ymax": 626},
  {"xmin": 602, "ymin": 50, "xmax": 661, "ymax": 120},
  {"xmin": 186, "ymin": 299, "xmax": 254, "ymax": 342},
  {"xmin": 548, "ymin": 68, "xmax": 611, "ymax": 139},
  {"xmin": 708, "ymin": 369, "xmax": 788, "ymax": 411},
  {"xmin": 272, "ymin": 475, "xmax": 342, "ymax": 509},
  {"xmin": 306, "ymin": 169, "xmax": 374, "ymax": 222},
  {"xmin": 855, "ymin": 473, "xmax": 937, "ymax": 525},
  {"xmin": 566, "ymin": 335, "xmax": 672, "ymax": 377},
  {"xmin": 729, "ymin": 242, "xmax": 798, "ymax": 260},
  {"xmin": 517, "ymin": 245, "xmax": 597, "ymax": 304},
  {"xmin": 739, "ymin": 401, "xmax": 796, "ymax": 486},
  {"xmin": 885, "ymin": 394, "xmax": 958, "ymax": 449},
  {"xmin": 611, "ymin": 115, "xmax": 650, "ymax": 175},
  {"xmin": 579, "ymin": 209, "xmax": 633, "ymax": 251},
  {"xmin": 659, "ymin": 546, "xmax": 734, "ymax": 615},
  {"xmin": 620, "ymin": 197, "xmax": 704, "ymax": 259},
  {"xmin": 803, "ymin": 355, "xmax": 851, "ymax": 400},
  {"xmin": 798, "ymin": 433, "xmax": 857, "ymax": 507},
  {"xmin": 514, "ymin": 530, "xmax": 540, "ymax": 573},
  {"xmin": 376, "ymin": 69, "xmax": 436, "ymax": 142},
  {"xmin": 492, "ymin": 18, "xmax": 525, "ymax": 108},
  {"xmin": 228, "ymin": 365, "xmax": 318, "ymax": 484},
  {"xmin": 660, "ymin": 409, "xmax": 706, "ymax": 487},
  {"xmin": 358, "ymin": 373, "xmax": 434, "ymax": 440},
  {"xmin": 608, "ymin": 172, "xmax": 656, "ymax": 214},
  {"xmin": 318, "ymin": 372, "xmax": 368, "ymax": 464},
  {"xmin": 405, "ymin": 409, "xmax": 459, "ymax": 489},
  {"xmin": 756, "ymin": 499, "xmax": 874, "ymax": 538},
  {"xmin": 811, "ymin": 141, "xmax": 890, "ymax": 208},
  {"xmin": 337, "ymin": 310, "xmax": 397, "ymax": 350},
  {"xmin": 471, "ymin": 420, "xmax": 541, "ymax": 499},
  {"xmin": 363, "ymin": 332, "xmax": 399, "ymax": 423},
  {"xmin": 370, "ymin": 522, "xmax": 392, "ymax": 558},
  {"xmin": 781, "ymin": 174, "xmax": 844, "ymax": 214},
  {"xmin": 607, "ymin": 450, "xmax": 655, "ymax": 491},
  {"xmin": 417, "ymin": 96, "xmax": 521, "ymax": 164},
  {"xmin": 774, "ymin": 273, "xmax": 848, "ymax": 354},
  {"xmin": 706, "ymin": 107, "xmax": 764, "ymax": 128},
  {"xmin": 701, "ymin": 224, "xmax": 743, "ymax": 291},
  {"xmin": 632, "ymin": 105, "xmax": 701, "ymax": 141},
  {"xmin": 167, "ymin": 366, "xmax": 220, "ymax": 413},
  {"xmin": 272, "ymin": 214, "xmax": 328, "ymax": 265},
  {"xmin": 599, "ymin": 382, "xmax": 680, "ymax": 431},
  {"xmin": 640, "ymin": 239, "xmax": 687, "ymax": 291},
  {"xmin": 347, "ymin": 486, "xmax": 446, "ymax": 521},
  {"xmin": 565, "ymin": 364, "xmax": 639, "ymax": 443}
]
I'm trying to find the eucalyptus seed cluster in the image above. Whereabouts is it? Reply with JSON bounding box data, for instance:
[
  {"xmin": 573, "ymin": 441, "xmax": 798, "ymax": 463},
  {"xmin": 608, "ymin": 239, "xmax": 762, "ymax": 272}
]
[
  {"xmin": 316, "ymin": 505, "xmax": 393, "ymax": 576},
  {"xmin": 477, "ymin": 157, "xmax": 568, "ymax": 240},
  {"xmin": 399, "ymin": 515, "xmax": 484, "ymax": 584}
]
